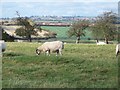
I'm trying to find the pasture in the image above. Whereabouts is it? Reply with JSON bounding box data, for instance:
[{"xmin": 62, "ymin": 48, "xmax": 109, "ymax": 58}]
[
  {"xmin": 2, "ymin": 42, "xmax": 118, "ymax": 88},
  {"xmin": 41, "ymin": 26, "xmax": 92, "ymax": 41}
]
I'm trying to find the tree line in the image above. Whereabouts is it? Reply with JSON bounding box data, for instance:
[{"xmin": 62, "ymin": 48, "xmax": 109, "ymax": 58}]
[
  {"xmin": 2, "ymin": 11, "xmax": 119, "ymax": 43},
  {"xmin": 68, "ymin": 11, "xmax": 119, "ymax": 44}
]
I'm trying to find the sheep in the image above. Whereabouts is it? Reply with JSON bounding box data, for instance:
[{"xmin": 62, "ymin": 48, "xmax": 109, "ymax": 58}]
[
  {"xmin": 0, "ymin": 40, "xmax": 6, "ymax": 52},
  {"xmin": 96, "ymin": 41, "xmax": 106, "ymax": 45},
  {"xmin": 116, "ymin": 44, "xmax": 120, "ymax": 56},
  {"xmin": 36, "ymin": 41, "xmax": 64, "ymax": 56}
]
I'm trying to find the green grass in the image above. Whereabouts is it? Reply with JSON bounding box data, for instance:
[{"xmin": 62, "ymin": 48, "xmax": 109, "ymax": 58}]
[
  {"xmin": 2, "ymin": 42, "xmax": 118, "ymax": 88},
  {"xmin": 41, "ymin": 26, "xmax": 93, "ymax": 41},
  {"xmin": 42, "ymin": 26, "xmax": 70, "ymax": 39}
]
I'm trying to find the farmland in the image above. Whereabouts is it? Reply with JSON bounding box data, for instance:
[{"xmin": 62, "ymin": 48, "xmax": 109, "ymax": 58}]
[
  {"xmin": 41, "ymin": 26, "xmax": 93, "ymax": 41},
  {"xmin": 2, "ymin": 42, "xmax": 118, "ymax": 88}
]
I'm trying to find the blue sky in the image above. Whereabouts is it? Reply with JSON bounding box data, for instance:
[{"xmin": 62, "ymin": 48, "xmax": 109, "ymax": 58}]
[{"xmin": 0, "ymin": 0, "xmax": 119, "ymax": 18}]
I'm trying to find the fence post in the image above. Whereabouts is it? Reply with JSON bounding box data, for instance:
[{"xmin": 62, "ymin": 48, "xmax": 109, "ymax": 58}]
[{"xmin": 0, "ymin": 27, "xmax": 2, "ymax": 40}]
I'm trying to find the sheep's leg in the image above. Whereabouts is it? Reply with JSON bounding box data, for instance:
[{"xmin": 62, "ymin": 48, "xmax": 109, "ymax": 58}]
[
  {"xmin": 59, "ymin": 49, "xmax": 62, "ymax": 56},
  {"xmin": 56, "ymin": 50, "xmax": 59, "ymax": 56},
  {"xmin": 46, "ymin": 51, "xmax": 49, "ymax": 56},
  {"xmin": 46, "ymin": 50, "xmax": 50, "ymax": 56},
  {"xmin": 116, "ymin": 51, "xmax": 119, "ymax": 56}
]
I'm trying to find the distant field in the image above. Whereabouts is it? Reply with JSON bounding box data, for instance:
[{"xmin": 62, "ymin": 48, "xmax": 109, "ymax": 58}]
[
  {"xmin": 42, "ymin": 26, "xmax": 70, "ymax": 39},
  {"xmin": 41, "ymin": 26, "xmax": 93, "ymax": 41},
  {"xmin": 2, "ymin": 42, "xmax": 118, "ymax": 88}
]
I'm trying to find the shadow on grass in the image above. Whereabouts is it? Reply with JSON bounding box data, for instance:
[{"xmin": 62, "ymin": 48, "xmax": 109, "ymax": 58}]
[{"xmin": 3, "ymin": 52, "xmax": 25, "ymax": 57}]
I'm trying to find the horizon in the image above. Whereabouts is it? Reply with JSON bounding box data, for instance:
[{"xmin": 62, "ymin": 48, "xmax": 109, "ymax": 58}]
[
  {"xmin": 0, "ymin": 1, "xmax": 119, "ymax": 18},
  {"xmin": 0, "ymin": 15, "xmax": 97, "ymax": 19}
]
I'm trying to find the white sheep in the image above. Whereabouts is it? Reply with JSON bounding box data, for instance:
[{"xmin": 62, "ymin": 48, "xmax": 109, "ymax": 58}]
[
  {"xmin": 36, "ymin": 41, "xmax": 64, "ymax": 56},
  {"xmin": 116, "ymin": 44, "xmax": 120, "ymax": 56},
  {"xmin": 96, "ymin": 41, "xmax": 106, "ymax": 45},
  {"xmin": 0, "ymin": 40, "xmax": 6, "ymax": 52}
]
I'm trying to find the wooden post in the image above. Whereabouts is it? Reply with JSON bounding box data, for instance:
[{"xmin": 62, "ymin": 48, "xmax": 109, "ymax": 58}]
[
  {"xmin": 118, "ymin": 1, "xmax": 120, "ymax": 43},
  {"xmin": 0, "ymin": 43, "xmax": 1, "ymax": 90},
  {"xmin": 0, "ymin": 27, "xmax": 2, "ymax": 40}
]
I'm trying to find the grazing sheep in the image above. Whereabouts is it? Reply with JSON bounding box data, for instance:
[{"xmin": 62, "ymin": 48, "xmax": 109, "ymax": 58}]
[
  {"xmin": 36, "ymin": 41, "xmax": 64, "ymax": 56},
  {"xmin": 0, "ymin": 40, "xmax": 6, "ymax": 52},
  {"xmin": 116, "ymin": 44, "xmax": 120, "ymax": 56},
  {"xmin": 96, "ymin": 41, "xmax": 106, "ymax": 45}
]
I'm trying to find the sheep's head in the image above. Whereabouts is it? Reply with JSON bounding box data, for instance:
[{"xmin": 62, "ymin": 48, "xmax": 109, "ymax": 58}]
[
  {"xmin": 0, "ymin": 40, "xmax": 6, "ymax": 52},
  {"xmin": 36, "ymin": 49, "xmax": 41, "ymax": 55}
]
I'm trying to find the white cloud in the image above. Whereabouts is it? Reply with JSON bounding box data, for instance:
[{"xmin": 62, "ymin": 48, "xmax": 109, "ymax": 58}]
[{"xmin": 1, "ymin": 1, "xmax": 118, "ymax": 17}]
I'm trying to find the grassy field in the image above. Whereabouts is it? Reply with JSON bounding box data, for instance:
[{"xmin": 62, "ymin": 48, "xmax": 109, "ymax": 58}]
[
  {"xmin": 41, "ymin": 26, "xmax": 92, "ymax": 41},
  {"xmin": 2, "ymin": 42, "xmax": 118, "ymax": 88}
]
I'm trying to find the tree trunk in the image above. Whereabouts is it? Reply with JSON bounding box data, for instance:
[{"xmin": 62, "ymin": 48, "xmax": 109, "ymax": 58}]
[
  {"xmin": 118, "ymin": 29, "xmax": 120, "ymax": 43},
  {"xmin": 96, "ymin": 38, "xmax": 99, "ymax": 43},
  {"xmin": 27, "ymin": 34, "xmax": 32, "ymax": 42},
  {"xmin": 118, "ymin": 33, "xmax": 120, "ymax": 43},
  {"xmin": 29, "ymin": 35, "xmax": 32, "ymax": 42},
  {"xmin": 76, "ymin": 36, "xmax": 80, "ymax": 44},
  {"xmin": 0, "ymin": 27, "xmax": 2, "ymax": 40},
  {"xmin": 105, "ymin": 37, "xmax": 109, "ymax": 44},
  {"xmin": 29, "ymin": 38, "xmax": 32, "ymax": 42}
]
